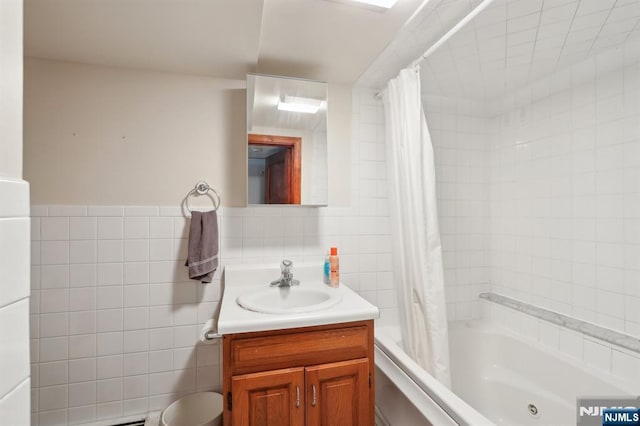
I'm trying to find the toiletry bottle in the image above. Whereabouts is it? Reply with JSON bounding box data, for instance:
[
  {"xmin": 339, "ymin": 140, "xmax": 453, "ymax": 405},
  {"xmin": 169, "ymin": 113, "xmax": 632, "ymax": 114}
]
[
  {"xmin": 324, "ymin": 250, "xmax": 331, "ymax": 285},
  {"xmin": 329, "ymin": 247, "xmax": 339, "ymax": 287}
]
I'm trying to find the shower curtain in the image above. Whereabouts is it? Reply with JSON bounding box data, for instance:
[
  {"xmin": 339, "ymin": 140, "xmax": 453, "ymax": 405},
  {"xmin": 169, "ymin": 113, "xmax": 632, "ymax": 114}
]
[{"xmin": 383, "ymin": 66, "xmax": 451, "ymax": 387}]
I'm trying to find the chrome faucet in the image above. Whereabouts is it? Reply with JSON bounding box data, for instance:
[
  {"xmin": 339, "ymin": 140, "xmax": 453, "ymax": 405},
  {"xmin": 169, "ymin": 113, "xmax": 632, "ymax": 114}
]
[{"xmin": 270, "ymin": 260, "xmax": 300, "ymax": 287}]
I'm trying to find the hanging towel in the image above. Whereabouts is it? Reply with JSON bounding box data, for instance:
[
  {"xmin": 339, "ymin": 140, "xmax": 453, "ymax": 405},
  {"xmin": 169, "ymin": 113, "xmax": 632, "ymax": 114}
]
[{"xmin": 185, "ymin": 210, "xmax": 219, "ymax": 283}]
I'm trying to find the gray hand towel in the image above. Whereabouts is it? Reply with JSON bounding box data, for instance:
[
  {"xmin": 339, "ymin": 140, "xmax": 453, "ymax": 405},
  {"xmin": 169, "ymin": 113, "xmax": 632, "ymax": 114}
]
[{"xmin": 185, "ymin": 210, "xmax": 219, "ymax": 283}]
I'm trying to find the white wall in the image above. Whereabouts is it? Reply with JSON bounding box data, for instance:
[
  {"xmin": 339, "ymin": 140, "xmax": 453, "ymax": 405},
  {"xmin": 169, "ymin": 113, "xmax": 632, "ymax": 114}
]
[
  {"xmin": 0, "ymin": 0, "xmax": 32, "ymax": 425},
  {"xmin": 24, "ymin": 58, "xmax": 352, "ymax": 207},
  {"xmin": 28, "ymin": 88, "xmax": 392, "ymax": 425}
]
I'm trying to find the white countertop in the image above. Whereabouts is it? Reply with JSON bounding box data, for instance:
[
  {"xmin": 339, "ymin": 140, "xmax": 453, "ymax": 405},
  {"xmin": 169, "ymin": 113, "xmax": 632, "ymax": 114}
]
[{"xmin": 217, "ymin": 263, "xmax": 380, "ymax": 334}]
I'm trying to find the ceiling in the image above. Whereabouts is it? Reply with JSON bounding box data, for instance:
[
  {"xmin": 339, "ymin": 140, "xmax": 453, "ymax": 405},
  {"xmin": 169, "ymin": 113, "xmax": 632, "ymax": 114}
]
[
  {"xmin": 24, "ymin": 0, "xmax": 424, "ymax": 84},
  {"xmin": 359, "ymin": 0, "xmax": 640, "ymax": 100}
]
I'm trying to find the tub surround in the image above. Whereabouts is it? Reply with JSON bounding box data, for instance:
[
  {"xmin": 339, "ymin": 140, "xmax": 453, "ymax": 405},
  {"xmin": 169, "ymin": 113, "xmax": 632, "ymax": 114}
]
[
  {"xmin": 219, "ymin": 263, "xmax": 379, "ymax": 334},
  {"xmin": 480, "ymin": 292, "xmax": 640, "ymax": 354}
]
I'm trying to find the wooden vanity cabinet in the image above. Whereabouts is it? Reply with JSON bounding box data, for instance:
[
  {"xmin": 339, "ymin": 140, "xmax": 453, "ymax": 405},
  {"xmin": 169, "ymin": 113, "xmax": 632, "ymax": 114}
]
[{"xmin": 223, "ymin": 320, "xmax": 374, "ymax": 426}]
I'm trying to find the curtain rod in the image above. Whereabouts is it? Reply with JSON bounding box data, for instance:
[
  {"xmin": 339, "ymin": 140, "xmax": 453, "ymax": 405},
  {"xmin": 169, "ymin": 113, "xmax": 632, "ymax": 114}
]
[{"xmin": 374, "ymin": 0, "xmax": 497, "ymax": 99}]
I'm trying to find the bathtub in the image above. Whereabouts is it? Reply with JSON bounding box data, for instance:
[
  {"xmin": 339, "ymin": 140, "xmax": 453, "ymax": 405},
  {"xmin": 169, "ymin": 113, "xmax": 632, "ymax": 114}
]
[{"xmin": 375, "ymin": 320, "xmax": 637, "ymax": 425}]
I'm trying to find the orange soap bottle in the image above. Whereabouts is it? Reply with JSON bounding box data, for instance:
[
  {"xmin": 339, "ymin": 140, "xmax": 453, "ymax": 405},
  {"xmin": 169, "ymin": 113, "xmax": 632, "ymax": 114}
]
[{"xmin": 329, "ymin": 247, "xmax": 340, "ymax": 287}]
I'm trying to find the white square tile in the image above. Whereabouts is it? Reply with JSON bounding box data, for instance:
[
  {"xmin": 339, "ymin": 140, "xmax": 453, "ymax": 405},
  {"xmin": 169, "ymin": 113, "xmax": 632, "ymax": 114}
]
[
  {"xmin": 39, "ymin": 408, "xmax": 68, "ymax": 425},
  {"xmin": 124, "ymin": 284, "xmax": 149, "ymax": 307},
  {"xmin": 123, "ymin": 329, "xmax": 149, "ymax": 354},
  {"xmin": 124, "ymin": 262, "xmax": 149, "ymax": 285},
  {"xmin": 173, "ymin": 325, "xmax": 197, "ymax": 348},
  {"xmin": 123, "ymin": 375, "xmax": 148, "ymax": 399},
  {"xmin": 41, "ymin": 241, "xmax": 69, "ymax": 265},
  {"xmin": 39, "ymin": 385, "xmax": 68, "ymax": 411},
  {"xmin": 98, "ymin": 217, "xmax": 123, "ymax": 239},
  {"xmin": 173, "ymin": 347, "xmax": 196, "ymax": 370},
  {"xmin": 69, "ymin": 358, "xmax": 96, "ymax": 383},
  {"xmin": 40, "ymin": 336, "xmax": 69, "ymax": 362},
  {"xmin": 123, "ymin": 397, "xmax": 148, "ymax": 417},
  {"xmin": 123, "ymin": 307, "xmax": 149, "ymax": 330},
  {"xmin": 124, "ymin": 217, "xmax": 149, "ymax": 239},
  {"xmin": 97, "ymin": 286, "xmax": 123, "ymax": 309},
  {"xmin": 149, "ymin": 327, "xmax": 173, "ymax": 351},
  {"xmin": 148, "ymin": 372, "xmax": 173, "ymax": 396},
  {"xmin": 150, "ymin": 239, "xmax": 173, "ymax": 261},
  {"xmin": 70, "ymin": 264, "xmax": 97, "ymax": 287},
  {"xmin": 41, "ymin": 217, "xmax": 69, "ymax": 241},
  {"xmin": 97, "ymin": 332, "xmax": 123, "ymax": 356},
  {"xmin": 96, "ymin": 400, "xmax": 123, "ymax": 421},
  {"xmin": 97, "ymin": 378, "xmax": 122, "ymax": 403},
  {"xmin": 70, "ymin": 287, "xmax": 96, "ymax": 311},
  {"xmin": 40, "ymin": 289, "xmax": 69, "ymax": 313},
  {"xmin": 150, "ymin": 217, "xmax": 173, "ymax": 238},
  {"xmin": 40, "ymin": 265, "xmax": 69, "ymax": 289},
  {"xmin": 97, "ymin": 263, "xmax": 123, "ymax": 286},
  {"xmin": 583, "ymin": 339, "xmax": 612, "ymax": 372},
  {"xmin": 69, "ymin": 310, "xmax": 96, "ymax": 335},
  {"xmin": 149, "ymin": 350, "xmax": 173, "ymax": 373},
  {"xmin": 97, "ymin": 309, "xmax": 123, "ymax": 332},
  {"xmin": 40, "ymin": 312, "xmax": 69, "ymax": 337},
  {"xmin": 70, "ymin": 240, "xmax": 97, "ymax": 264},
  {"xmin": 39, "ymin": 360, "xmax": 68, "ymax": 386},
  {"xmin": 612, "ymin": 349, "xmax": 640, "ymax": 382},
  {"xmin": 69, "ymin": 334, "xmax": 96, "ymax": 359},
  {"xmin": 98, "ymin": 240, "xmax": 123, "ymax": 263},
  {"xmin": 123, "ymin": 352, "xmax": 148, "ymax": 376},
  {"xmin": 70, "ymin": 217, "xmax": 97, "ymax": 240},
  {"xmin": 97, "ymin": 355, "xmax": 123, "ymax": 380},
  {"xmin": 196, "ymin": 345, "xmax": 220, "ymax": 367},
  {"xmin": 68, "ymin": 381, "xmax": 96, "ymax": 407},
  {"xmin": 124, "ymin": 240, "xmax": 149, "ymax": 262},
  {"xmin": 68, "ymin": 404, "xmax": 96, "ymax": 425}
]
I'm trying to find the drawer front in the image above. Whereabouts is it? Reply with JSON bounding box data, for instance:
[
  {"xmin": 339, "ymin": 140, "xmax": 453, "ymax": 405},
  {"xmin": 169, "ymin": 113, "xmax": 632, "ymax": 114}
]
[{"xmin": 229, "ymin": 326, "xmax": 369, "ymax": 374}]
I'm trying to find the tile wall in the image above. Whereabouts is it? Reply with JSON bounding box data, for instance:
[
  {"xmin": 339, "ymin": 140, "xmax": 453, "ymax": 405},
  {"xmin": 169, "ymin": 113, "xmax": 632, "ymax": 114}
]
[
  {"xmin": 489, "ymin": 43, "xmax": 640, "ymax": 337},
  {"xmin": 29, "ymin": 88, "xmax": 394, "ymax": 425},
  {"xmin": 481, "ymin": 300, "xmax": 640, "ymax": 383},
  {"xmin": 425, "ymin": 95, "xmax": 492, "ymax": 321}
]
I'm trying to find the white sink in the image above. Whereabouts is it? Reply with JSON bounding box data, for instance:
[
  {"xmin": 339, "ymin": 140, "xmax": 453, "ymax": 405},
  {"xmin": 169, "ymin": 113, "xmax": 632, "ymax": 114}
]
[{"xmin": 237, "ymin": 286, "xmax": 343, "ymax": 315}]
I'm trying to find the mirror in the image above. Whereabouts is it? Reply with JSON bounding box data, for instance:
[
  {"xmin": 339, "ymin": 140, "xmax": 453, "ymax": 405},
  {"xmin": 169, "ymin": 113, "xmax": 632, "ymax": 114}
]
[{"xmin": 246, "ymin": 73, "xmax": 328, "ymax": 206}]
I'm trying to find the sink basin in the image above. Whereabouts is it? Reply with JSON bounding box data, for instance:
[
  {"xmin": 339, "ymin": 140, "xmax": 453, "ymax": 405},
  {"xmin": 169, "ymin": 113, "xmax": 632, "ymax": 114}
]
[{"xmin": 237, "ymin": 286, "xmax": 343, "ymax": 315}]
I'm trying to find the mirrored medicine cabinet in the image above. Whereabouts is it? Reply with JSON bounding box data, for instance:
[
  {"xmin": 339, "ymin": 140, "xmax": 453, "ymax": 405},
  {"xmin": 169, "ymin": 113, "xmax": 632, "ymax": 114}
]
[{"xmin": 246, "ymin": 73, "xmax": 328, "ymax": 206}]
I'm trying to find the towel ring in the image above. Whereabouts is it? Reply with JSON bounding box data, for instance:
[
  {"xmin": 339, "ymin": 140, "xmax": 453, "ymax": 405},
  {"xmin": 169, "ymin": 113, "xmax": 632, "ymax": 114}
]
[{"xmin": 186, "ymin": 181, "xmax": 220, "ymax": 213}]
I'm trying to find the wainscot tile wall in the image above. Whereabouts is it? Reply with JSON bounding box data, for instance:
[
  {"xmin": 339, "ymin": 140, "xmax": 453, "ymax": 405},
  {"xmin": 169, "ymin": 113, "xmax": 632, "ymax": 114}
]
[{"xmin": 29, "ymin": 88, "xmax": 395, "ymax": 425}]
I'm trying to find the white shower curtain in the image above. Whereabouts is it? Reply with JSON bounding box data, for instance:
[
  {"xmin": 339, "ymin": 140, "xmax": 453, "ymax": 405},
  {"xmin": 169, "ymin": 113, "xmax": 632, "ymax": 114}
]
[{"xmin": 383, "ymin": 66, "xmax": 451, "ymax": 388}]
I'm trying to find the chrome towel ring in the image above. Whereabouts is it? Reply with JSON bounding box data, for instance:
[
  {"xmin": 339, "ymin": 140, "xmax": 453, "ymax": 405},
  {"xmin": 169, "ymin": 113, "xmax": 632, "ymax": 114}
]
[{"xmin": 185, "ymin": 181, "xmax": 220, "ymax": 213}]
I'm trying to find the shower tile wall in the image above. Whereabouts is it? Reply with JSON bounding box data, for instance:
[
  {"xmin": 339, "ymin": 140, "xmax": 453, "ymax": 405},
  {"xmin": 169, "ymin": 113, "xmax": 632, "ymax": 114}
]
[
  {"xmin": 426, "ymin": 96, "xmax": 492, "ymax": 321},
  {"xmin": 30, "ymin": 88, "xmax": 393, "ymax": 425},
  {"xmin": 490, "ymin": 44, "xmax": 640, "ymax": 337}
]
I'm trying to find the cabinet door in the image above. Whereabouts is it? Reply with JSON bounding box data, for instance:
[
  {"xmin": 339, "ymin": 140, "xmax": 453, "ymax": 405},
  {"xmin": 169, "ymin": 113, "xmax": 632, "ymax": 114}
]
[
  {"xmin": 232, "ymin": 367, "xmax": 305, "ymax": 426},
  {"xmin": 306, "ymin": 358, "xmax": 370, "ymax": 426}
]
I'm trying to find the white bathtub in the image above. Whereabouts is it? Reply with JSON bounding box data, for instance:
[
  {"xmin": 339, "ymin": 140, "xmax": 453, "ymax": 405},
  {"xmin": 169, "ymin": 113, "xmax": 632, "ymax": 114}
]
[{"xmin": 375, "ymin": 320, "xmax": 637, "ymax": 425}]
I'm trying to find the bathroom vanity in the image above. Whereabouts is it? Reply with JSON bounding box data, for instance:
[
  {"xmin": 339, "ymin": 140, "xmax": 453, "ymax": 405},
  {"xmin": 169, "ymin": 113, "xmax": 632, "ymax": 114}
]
[{"xmin": 218, "ymin": 263, "xmax": 379, "ymax": 426}]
